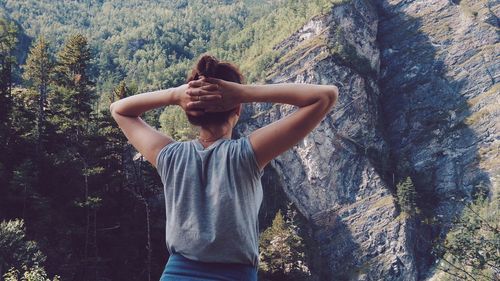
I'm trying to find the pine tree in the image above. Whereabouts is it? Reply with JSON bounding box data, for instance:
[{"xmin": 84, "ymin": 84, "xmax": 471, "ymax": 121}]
[
  {"xmin": 3, "ymin": 265, "xmax": 60, "ymax": 281},
  {"xmin": 23, "ymin": 37, "xmax": 53, "ymax": 162},
  {"xmin": 22, "ymin": 37, "xmax": 54, "ymax": 197},
  {"xmin": 0, "ymin": 18, "xmax": 18, "ymax": 174},
  {"xmin": 259, "ymin": 204, "xmax": 311, "ymax": 280},
  {"xmin": 48, "ymin": 34, "xmax": 100, "ymax": 279},
  {"xmin": 0, "ymin": 219, "xmax": 46, "ymax": 277},
  {"xmin": 96, "ymin": 81, "xmax": 132, "ymax": 189},
  {"xmin": 433, "ymin": 185, "xmax": 499, "ymax": 280},
  {"xmin": 2, "ymin": 86, "xmax": 42, "ymax": 220},
  {"xmin": 0, "ymin": 18, "xmax": 17, "ymax": 123},
  {"xmin": 396, "ymin": 177, "xmax": 418, "ymax": 216},
  {"xmin": 50, "ymin": 34, "xmax": 95, "ymax": 145}
]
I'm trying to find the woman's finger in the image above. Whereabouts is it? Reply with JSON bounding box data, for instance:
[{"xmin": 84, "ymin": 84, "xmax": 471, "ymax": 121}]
[
  {"xmin": 190, "ymin": 94, "xmax": 221, "ymax": 102},
  {"xmin": 187, "ymin": 87, "xmax": 221, "ymax": 97},
  {"xmin": 188, "ymin": 79, "xmax": 208, "ymax": 88},
  {"xmin": 202, "ymin": 77, "xmax": 222, "ymax": 85},
  {"xmin": 186, "ymin": 88, "xmax": 212, "ymax": 96},
  {"xmin": 188, "ymin": 78, "xmax": 218, "ymax": 88},
  {"xmin": 200, "ymin": 84, "xmax": 219, "ymax": 91}
]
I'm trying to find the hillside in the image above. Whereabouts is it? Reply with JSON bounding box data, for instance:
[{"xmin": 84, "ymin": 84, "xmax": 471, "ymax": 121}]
[{"xmin": 236, "ymin": 0, "xmax": 499, "ymax": 279}]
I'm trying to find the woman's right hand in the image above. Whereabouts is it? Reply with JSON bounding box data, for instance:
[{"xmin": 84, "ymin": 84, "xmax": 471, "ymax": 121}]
[
  {"xmin": 175, "ymin": 83, "xmax": 221, "ymax": 116},
  {"xmin": 185, "ymin": 77, "xmax": 244, "ymax": 112}
]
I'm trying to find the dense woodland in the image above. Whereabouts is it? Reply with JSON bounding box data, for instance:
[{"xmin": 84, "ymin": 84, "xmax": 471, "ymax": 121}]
[
  {"xmin": 0, "ymin": 0, "xmax": 497, "ymax": 280},
  {"xmin": 0, "ymin": 0, "xmax": 334, "ymax": 280}
]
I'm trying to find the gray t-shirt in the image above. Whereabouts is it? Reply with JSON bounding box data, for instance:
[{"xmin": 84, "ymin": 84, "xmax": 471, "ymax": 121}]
[{"xmin": 155, "ymin": 136, "xmax": 264, "ymax": 267}]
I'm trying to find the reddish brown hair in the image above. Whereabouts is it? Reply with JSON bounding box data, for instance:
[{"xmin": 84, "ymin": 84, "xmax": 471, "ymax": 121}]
[{"xmin": 185, "ymin": 54, "xmax": 244, "ymax": 126}]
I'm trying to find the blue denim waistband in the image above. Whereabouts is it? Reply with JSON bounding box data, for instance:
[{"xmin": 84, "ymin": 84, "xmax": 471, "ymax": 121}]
[{"xmin": 159, "ymin": 253, "xmax": 258, "ymax": 281}]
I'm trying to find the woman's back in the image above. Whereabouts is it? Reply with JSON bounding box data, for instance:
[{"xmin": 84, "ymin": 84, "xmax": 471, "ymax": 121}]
[{"xmin": 156, "ymin": 136, "xmax": 264, "ymax": 267}]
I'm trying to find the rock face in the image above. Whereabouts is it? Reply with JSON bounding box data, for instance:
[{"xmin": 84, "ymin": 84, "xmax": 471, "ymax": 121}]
[
  {"xmin": 236, "ymin": 0, "xmax": 499, "ymax": 280},
  {"xmin": 237, "ymin": 0, "xmax": 414, "ymax": 280},
  {"xmin": 375, "ymin": 0, "xmax": 499, "ymax": 279}
]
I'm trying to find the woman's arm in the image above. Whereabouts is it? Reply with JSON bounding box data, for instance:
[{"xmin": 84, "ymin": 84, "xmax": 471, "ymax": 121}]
[
  {"xmin": 240, "ymin": 83, "xmax": 337, "ymax": 107},
  {"xmin": 186, "ymin": 78, "xmax": 339, "ymax": 171},
  {"xmin": 242, "ymin": 83, "xmax": 338, "ymax": 171},
  {"xmin": 110, "ymin": 84, "xmax": 218, "ymax": 167}
]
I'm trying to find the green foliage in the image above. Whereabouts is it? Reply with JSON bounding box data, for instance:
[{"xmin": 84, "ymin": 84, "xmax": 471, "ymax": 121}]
[
  {"xmin": 9, "ymin": 88, "xmax": 38, "ymax": 140},
  {"xmin": 0, "ymin": 16, "xmax": 18, "ymax": 146},
  {"xmin": 159, "ymin": 106, "xmax": 198, "ymax": 141},
  {"xmin": 1, "ymin": 0, "xmax": 282, "ymax": 92},
  {"xmin": 3, "ymin": 264, "xmax": 60, "ymax": 281},
  {"xmin": 0, "ymin": 219, "xmax": 46, "ymax": 277},
  {"xmin": 216, "ymin": 0, "xmax": 348, "ymax": 82},
  {"xmin": 74, "ymin": 196, "xmax": 103, "ymax": 209},
  {"xmin": 0, "ymin": 17, "xmax": 18, "ymax": 55},
  {"xmin": 259, "ymin": 204, "xmax": 311, "ymax": 280},
  {"xmin": 396, "ymin": 177, "xmax": 419, "ymax": 217},
  {"xmin": 2, "ymin": 0, "xmax": 349, "ymax": 88},
  {"xmin": 49, "ymin": 34, "xmax": 96, "ymax": 142},
  {"xmin": 22, "ymin": 37, "xmax": 53, "ymax": 89},
  {"xmin": 22, "ymin": 37, "xmax": 53, "ymax": 150},
  {"xmin": 432, "ymin": 186, "xmax": 499, "ymax": 281}
]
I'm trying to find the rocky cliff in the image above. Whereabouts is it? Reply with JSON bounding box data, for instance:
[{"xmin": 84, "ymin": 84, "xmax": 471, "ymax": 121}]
[
  {"xmin": 235, "ymin": 0, "xmax": 499, "ymax": 280},
  {"xmin": 376, "ymin": 1, "xmax": 498, "ymax": 279}
]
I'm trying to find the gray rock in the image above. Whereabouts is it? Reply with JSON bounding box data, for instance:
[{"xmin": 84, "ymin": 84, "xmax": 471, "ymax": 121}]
[
  {"xmin": 376, "ymin": 0, "xmax": 499, "ymax": 278},
  {"xmin": 237, "ymin": 0, "xmax": 416, "ymax": 280},
  {"xmin": 236, "ymin": 0, "xmax": 499, "ymax": 280}
]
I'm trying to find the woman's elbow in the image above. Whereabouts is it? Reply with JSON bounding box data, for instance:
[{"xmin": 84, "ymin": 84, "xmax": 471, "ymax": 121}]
[
  {"xmin": 109, "ymin": 102, "xmax": 119, "ymax": 118},
  {"xmin": 329, "ymin": 85, "xmax": 339, "ymax": 105},
  {"xmin": 109, "ymin": 102, "xmax": 123, "ymax": 118},
  {"xmin": 323, "ymin": 85, "xmax": 339, "ymax": 110}
]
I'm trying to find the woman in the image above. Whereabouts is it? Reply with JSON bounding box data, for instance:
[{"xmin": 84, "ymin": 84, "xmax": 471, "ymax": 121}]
[{"xmin": 110, "ymin": 54, "xmax": 339, "ymax": 281}]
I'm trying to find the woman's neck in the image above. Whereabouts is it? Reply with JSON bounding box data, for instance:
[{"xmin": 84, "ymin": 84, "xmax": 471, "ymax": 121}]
[{"xmin": 198, "ymin": 124, "xmax": 232, "ymax": 144}]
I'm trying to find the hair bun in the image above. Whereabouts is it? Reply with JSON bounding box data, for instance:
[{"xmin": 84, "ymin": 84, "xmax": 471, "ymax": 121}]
[
  {"xmin": 186, "ymin": 53, "xmax": 243, "ymax": 85},
  {"xmin": 197, "ymin": 55, "xmax": 219, "ymax": 77}
]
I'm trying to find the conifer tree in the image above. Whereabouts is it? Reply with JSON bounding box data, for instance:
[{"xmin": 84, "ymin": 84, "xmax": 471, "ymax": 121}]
[
  {"xmin": 23, "ymin": 37, "xmax": 53, "ymax": 161},
  {"xmin": 259, "ymin": 204, "xmax": 311, "ymax": 280},
  {"xmin": 50, "ymin": 34, "xmax": 95, "ymax": 145},
  {"xmin": 0, "ymin": 219, "xmax": 45, "ymax": 277},
  {"xmin": 396, "ymin": 177, "xmax": 418, "ymax": 216},
  {"xmin": 0, "ymin": 18, "xmax": 17, "ymax": 122},
  {"xmin": 433, "ymin": 186, "xmax": 499, "ymax": 280},
  {"xmin": 0, "ymin": 18, "xmax": 18, "ymax": 172},
  {"xmin": 48, "ymin": 34, "xmax": 99, "ymax": 278},
  {"xmin": 95, "ymin": 81, "xmax": 134, "ymax": 195}
]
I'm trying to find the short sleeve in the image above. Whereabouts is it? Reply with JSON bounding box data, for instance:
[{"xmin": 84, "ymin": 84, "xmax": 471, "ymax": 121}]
[
  {"xmin": 155, "ymin": 142, "xmax": 178, "ymax": 184},
  {"xmin": 240, "ymin": 136, "xmax": 264, "ymax": 179}
]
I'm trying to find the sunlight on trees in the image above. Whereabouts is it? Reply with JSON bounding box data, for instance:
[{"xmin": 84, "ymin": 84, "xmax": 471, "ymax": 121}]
[
  {"xmin": 432, "ymin": 184, "xmax": 499, "ymax": 281},
  {"xmin": 259, "ymin": 203, "xmax": 311, "ymax": 281}
]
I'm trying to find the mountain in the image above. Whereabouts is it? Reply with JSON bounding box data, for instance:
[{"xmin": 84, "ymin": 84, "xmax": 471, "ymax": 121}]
[{"xmin": 236, "ymin": 0, "xmax": 499, "ymax": 280}]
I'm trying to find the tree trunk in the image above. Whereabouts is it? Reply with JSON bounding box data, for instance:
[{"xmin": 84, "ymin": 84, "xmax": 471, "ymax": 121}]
[
  {"xmin": 145, "ymin": 199, "xmax": 151, "ymax": 281},
  {"xmin": 83, "ymin": 159, "xmax": 90, "ymax": 281}
]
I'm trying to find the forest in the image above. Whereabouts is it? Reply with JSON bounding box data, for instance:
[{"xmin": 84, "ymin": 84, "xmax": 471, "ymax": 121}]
[{"xmin": 0, "ymin": 0, "xmax": 337, "ymax": 280}]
